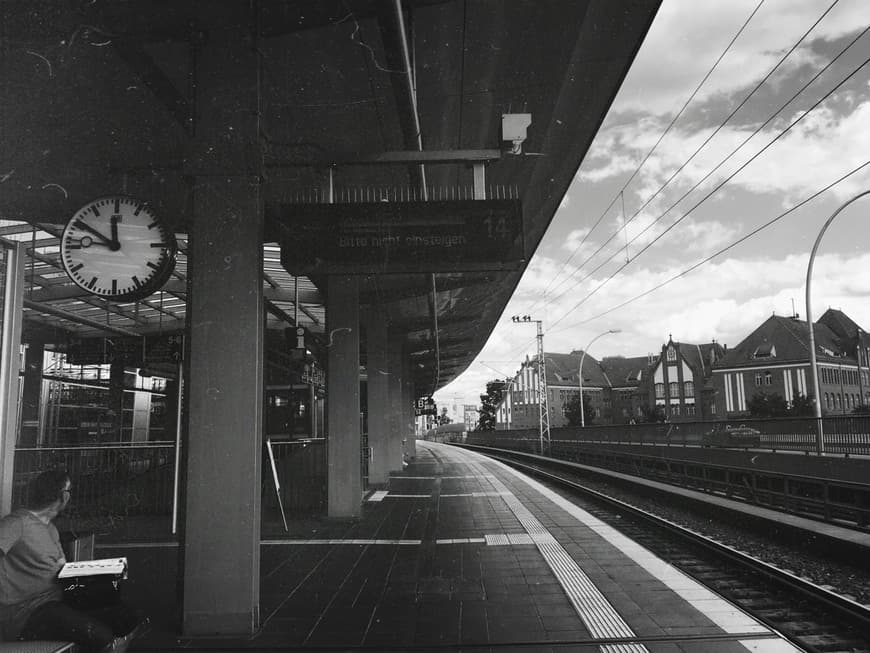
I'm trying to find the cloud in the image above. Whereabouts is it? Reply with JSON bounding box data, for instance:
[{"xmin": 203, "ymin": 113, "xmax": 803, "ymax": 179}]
[
  {"xmin": 581, "ymin": 96, "xmax": 870, "ymax": 219},
  {"xmin": 439, "ymin": 251, "xmax": 870, "ymax": 405},
  {"xmin": 438, "ymin": 2, "xmax": 870, "ymax": 407},
  {"xmin": 611, "ymin": 0, "xmax": 870, "ymax": 117}
]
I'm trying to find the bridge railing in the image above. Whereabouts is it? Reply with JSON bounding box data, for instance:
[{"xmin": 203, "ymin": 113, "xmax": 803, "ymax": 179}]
[{"xmin": 471, "ymin": 415, "xmax": 870, "ymax": 456}]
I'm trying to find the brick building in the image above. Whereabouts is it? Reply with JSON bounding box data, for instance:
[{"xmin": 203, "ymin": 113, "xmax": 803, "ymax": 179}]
[
  {"xmin": 645, "ymin": 339, "xmax": 725, "ymax": 422},
  {"xmin": 711, "ymin": 309, "xmax": 870, "ymax": 416},
  {"xmin": 495, "ymin": 351, "xmax": 610, "ymax": 429},
  {"xmin": 598, "ymin": 355, "xmax": 651, "ymax": 424}
]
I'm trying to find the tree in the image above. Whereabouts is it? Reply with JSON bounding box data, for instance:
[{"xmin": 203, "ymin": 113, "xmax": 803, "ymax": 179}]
[
  {"xmin": 789, "ymin": 393, "xmax": 814, "ymax": 416},
  {"xmin": 436, "ymin": 407, "xmax": 452, "ymax": 425},
  {"xmin": 749, "ymin": 391, "xmax": 817, "ymax": 417},
  {"xmin": 637, "ymin": 404, "xmax": 666, "ymax": 423},
  {"xmin": 747, "ymin": 392, "xmax": 789, "ymax": 418},
  {"xmin": 852, "ymin": 403, "xmax": 870, "ymax": 415},
  {"xmin": 564, "ymin": 393, "xmax": 595, "ymax": 426},
  {"xmin": 476, "ymin": 379, "xmax": 506, "ymax": 431}
]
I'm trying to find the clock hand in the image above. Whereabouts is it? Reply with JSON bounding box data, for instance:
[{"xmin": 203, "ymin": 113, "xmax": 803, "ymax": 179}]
[
  {"xmin": 73, "ymin": 219, "xmax": 114, "ymax": 247},
  {"xmin": 109, "ymin": 216, "xmax": 121, "ymax": 251},
  {"xmin": 78, "ymin": 237, "xmax": 116, "ymax": 249}
]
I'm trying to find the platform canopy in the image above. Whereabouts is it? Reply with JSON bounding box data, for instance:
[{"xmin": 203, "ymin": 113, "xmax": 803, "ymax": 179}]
[{"xmin": 0, "ymin": 0, "xmax": 660, "ymax": 395}]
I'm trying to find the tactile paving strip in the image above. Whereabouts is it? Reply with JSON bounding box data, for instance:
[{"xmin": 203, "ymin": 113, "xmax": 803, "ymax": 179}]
[{"xmin": 467, "ymin": 461, "xmax": 643, "ymax": 643}]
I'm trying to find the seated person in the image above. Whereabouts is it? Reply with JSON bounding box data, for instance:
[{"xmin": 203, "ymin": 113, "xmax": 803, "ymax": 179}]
[{"xmin": 0, "ymin": 470, "xmax": 144, "ymax": 653}]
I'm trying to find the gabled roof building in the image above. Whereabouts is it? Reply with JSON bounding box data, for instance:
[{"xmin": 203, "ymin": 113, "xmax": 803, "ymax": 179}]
[
  {"xmin": 599, "ymin": 355, "xmax": 652, "ymax": 424},
  {"xmin": 496, "ymin": 351, "xmax": 611, "ymax": 429},
  {"xmin": 645, "ymin": 338, "xmax": 725, "ymax": 422},
  {"xmin": 711, "ymin": 310, "xmax": 870, "ymax": 416}
]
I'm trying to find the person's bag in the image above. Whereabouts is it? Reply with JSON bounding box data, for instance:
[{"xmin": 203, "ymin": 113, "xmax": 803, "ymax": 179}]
[
  {"xmin": 62, "ymin": 576, "xmax": 122, "ymax": 610},
  {"xmin": 58, "ymin": 557, "xmax": 127, "ymax": 610}
]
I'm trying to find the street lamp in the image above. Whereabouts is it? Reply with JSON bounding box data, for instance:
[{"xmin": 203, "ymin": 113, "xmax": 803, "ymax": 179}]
[
  {"xmin": 578, "ymin": 329, "xmax": 621, "ymax": 427},
  {"xmin": 806, "ymin": 190, "xmax": 870, "ymax": 454}
]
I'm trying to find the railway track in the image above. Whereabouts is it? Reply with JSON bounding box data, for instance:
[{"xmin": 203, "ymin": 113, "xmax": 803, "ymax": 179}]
[{"xmin": 474, "ymin": 446, "xmax": 870, "ymax": 653}]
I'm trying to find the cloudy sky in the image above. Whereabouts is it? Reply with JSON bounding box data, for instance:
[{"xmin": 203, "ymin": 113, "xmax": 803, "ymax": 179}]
[{"xmin": 436, "ymin": 0, "xmax": 870, "ymax": 408}]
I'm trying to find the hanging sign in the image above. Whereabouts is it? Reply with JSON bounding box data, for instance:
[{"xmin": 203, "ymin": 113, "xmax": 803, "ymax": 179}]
[
  {"xmin": 67, "ymin": 334, "xmax": 184, "ymax": 365},
  {"xmin": 274, "ymin": 199, "xmax": 523, "ymax": 274}
]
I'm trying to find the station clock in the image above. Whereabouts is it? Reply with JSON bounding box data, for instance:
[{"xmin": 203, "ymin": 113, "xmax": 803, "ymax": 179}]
[{"xmin": 60, "ymin": 196, "xmax": 177, "ymax": 301}]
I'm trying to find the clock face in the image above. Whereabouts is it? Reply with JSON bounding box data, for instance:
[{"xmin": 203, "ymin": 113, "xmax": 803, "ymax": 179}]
[{"xmin": 60, "ymin": 196, "xmax": 177, "ymax": 301}]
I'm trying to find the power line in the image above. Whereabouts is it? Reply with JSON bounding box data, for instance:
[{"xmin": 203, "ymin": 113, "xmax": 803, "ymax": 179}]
[
  {"xmin": 555, "ymin": 157, "xmax": 870, "ymax": 331},
  {"xmin": 533, "ymin": 0, "xmax": 767, "ymax": 308},
  {"xmin": 547, "ymin": 28, "xmax": 870, "ymax": 328},
  {"xmin": 538, "ymin": 0, "xmax": 843, "ymax": 311}
]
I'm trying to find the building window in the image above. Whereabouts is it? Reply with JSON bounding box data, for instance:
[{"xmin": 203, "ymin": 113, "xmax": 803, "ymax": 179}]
[
  {"xmin": 845, "ymin": 394, "xmax": 851, "ymax": 409},
  {"xmin": 669, "ymin": 381, "xmax": 679, "ymax": 397},
  {"xmin": 755, "ymin": 373, "xmax": 763, "ymax": 386},
  {"xmin": 686, "ymin": 405, "xmax": 695, "ymax": 416},
  {"xmin": 671, "ymin": 405, "xmax": 680, "ymax": 416},
  {"xmin": 825, "ymin": 393, "xmax": 830, "ymax": 409},
  {"xmin": 753, "ymin": 342, "xmax": 776, "ymax": 358},
  {"xmin": 764, "ymin": 371, "xmax": 772, "ymax": 386},
  {"xmin": 710, "ymin": 403, "xmax": 717, "ymax": 414},
  {"xmin": 655, "ymin": 383, "xmax": 665, "ymax": 399},
  {"xmin": 684, "ymin": 381, "xmax": 694, "ymax": 396},
  {"xmin": 666, "ymin": 346, "xmax": 676, "ymax": 362}
]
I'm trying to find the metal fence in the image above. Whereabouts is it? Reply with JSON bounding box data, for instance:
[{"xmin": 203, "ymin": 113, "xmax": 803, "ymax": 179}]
[
  {"xmin": 13, "ymin": 443, "xmax": 177, "ymax": 534},
  {"xmin": 477, "ymin": 415, "xmax": 870, "ymax": 456}
]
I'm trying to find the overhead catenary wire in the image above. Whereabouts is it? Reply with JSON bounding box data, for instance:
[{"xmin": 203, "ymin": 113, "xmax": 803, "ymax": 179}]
[
  {"xmin": 548, "ymin": 0, "xmax": 842, "ymax": 308},
  {"xmin": 555, "ymin": 157, "xmax": 870, "ymax": 331},
  {"xmin": 536, "ymin": 0, "xmax": 843, "ymax": 312},
  {"xmin": 547, "ymin": 27, "xmax": 870, "ymax": 330},
  {"xmin": 534, "ymin": 0, "xmax": 768, "ymax": 305}
]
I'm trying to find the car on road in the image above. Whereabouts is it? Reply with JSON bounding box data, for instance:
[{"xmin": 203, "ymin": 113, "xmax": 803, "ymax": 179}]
[{"xmin": 702, "ymin": 424, "xmax": 761, "ymax": 448}]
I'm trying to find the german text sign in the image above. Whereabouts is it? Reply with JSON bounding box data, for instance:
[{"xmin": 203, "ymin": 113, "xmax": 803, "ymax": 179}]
[{"xmin": 275, "ymin": 199, "xmax": 523, "ymax": 274}]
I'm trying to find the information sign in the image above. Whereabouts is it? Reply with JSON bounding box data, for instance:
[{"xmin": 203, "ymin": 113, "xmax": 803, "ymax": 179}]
[
  {"xmin": 275, "ymin": 199, "xmax": 523, "ymax": 274},
  {"xmin": 414, "ymin": 396, "xmax": 437, "ymax": 417},
  {"xmin": 67, "ymin": 334, "xmax": 184, "ymax": 366}
]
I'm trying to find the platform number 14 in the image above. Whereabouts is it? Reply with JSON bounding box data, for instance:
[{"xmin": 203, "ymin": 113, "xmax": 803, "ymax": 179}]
[{"xmin": 483, "ymin": 215, "xmax": 509, "ymax": 240}]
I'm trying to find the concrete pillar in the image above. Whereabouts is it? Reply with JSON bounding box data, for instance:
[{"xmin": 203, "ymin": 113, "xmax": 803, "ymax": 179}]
[
  {"xmin": 363, "ymin": 307, "xmax": 390, "ymax": 486},
  {"xmin": 327, "ymin": 275, "xmax": 361, "ymax": 517},
  {"xmin": 183, "ymin": 177, "xmax": 263, "ymax": 635},
  {"xmin": 402, "ymin": 354, "xmax": 417, "ymax": 460},
  {"xmin": 181, "ymin": 9, "xmax": 263, "ymax": 636},
  {"xmin": 387, "ymin": 336, "xmax": 406, "ymax": 472}
]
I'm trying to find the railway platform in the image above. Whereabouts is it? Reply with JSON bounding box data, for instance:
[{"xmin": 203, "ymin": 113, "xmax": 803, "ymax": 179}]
[{"xmin": 99, "ymin": 440, "xmax": 800, "ymax": 651}]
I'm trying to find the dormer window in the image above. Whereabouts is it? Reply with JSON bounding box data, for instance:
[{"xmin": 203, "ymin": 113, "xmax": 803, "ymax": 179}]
[
  {"xmin": 666, "ymin": 346, "xmax": 676, "ymax": 362},
  {"xmin": 753, "ymin": 343, "xmax": 776, "ymax": 358}
]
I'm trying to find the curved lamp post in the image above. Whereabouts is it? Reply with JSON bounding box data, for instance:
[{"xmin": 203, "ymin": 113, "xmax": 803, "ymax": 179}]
[
  {"xmin": 806, "ymin": 190, "xmax": 870, "ymax": 454},
  {"xmin": 578, "ymin": 329, "xmax": 621, "ymax": 427}
]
